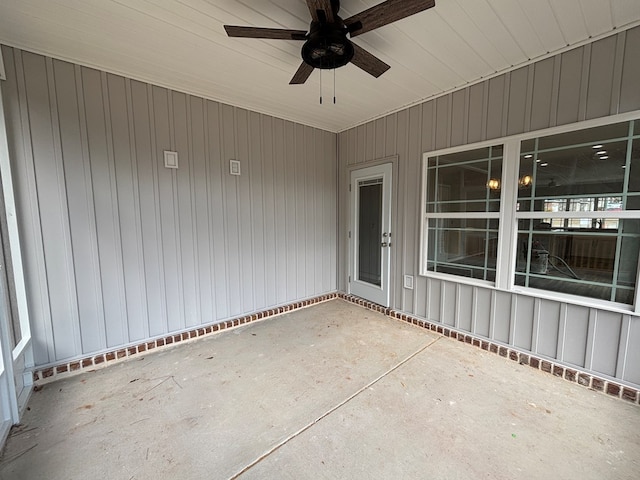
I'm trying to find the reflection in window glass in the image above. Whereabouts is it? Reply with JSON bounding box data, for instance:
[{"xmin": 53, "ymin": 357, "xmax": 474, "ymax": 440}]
[
  {"xmin": 515, "ymin": 221, "xmax": 638, "ymax": 304},
  {"xmin": 516, "ymin": 119, "xmax": 640, "ymax": 304},
  {"xmin": 537, "ymin": 122, "xmax": 629, "ymax": 150},
  {"xmin": 426, "ymin": 146, "xmax": 502, "ymax": 212},
  {"xmin": 427, "ymin": 218, "xmax": 498, "ymax": 281}
]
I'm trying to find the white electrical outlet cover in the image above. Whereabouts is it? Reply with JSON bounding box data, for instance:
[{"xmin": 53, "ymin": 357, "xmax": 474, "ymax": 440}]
[
  {"xmin": 403, "ymin": 275, "xmax": 414, "ymax": 290},
  {"xmin": 230, "ymin": 159, "xmax": 241, "ymax": 176}
]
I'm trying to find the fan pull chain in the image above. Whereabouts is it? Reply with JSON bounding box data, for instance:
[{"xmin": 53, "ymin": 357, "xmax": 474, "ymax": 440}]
[
  {"xmin": 319, "ymin": 67, "xmax": 323, "ymax": 104},
  {"xmin": 333, "ymin": 69, "xmax": 336, "ymax": 104}
]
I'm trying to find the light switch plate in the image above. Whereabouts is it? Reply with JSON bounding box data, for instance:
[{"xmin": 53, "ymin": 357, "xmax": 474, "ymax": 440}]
[
  {"xmin": 230, "ymin": 159, "xmax": 241, "ymax": 176},
  {"xmin": 164, "ymin": 150, "xmax": 178, "ymax": 169}
]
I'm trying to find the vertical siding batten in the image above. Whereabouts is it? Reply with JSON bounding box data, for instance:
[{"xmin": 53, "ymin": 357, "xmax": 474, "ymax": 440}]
[
  {"xmin": 616, "ymin": 315, "xmax": 630, "ymax": 380},
  {"xmin": 556, "ymin": 303, "xmax": 568, "ymax": 362},
  {"xmin": 108, "ymin": 74, "xmax": 146, "ymax": 342},
  {"xmin": 208, "ymin": 100, "xmax": 228, "ymax": 319},
  {"xmin": 57, "ymin": 60, "xmax": 106, "ymax": 354},
  {"xmin": 620, "ymin": 27, "xmax": 640, "ymax": 112},
  {"xmin": 585, "ymin": 309, "xmax": 598, "ymax": 371},
  {"xmin": 577, "ymin": 43, "xmax": 591, "ymax": 122},
  {"xmin": 44, "ymin": 55, "xmax": 82, "ymax": 358},
  {"xmin": 146, "ymin": 83, "xmax": 169, "ymax": 335},
  {"xmin": 124, "ymin": 78, "xmax": 149, "ymax": 339},
  {"xmin": 548, "ymin": 55, "xmax": 562, "ymax": 128},
  {"xmin": 609, "ymin": 30, "xmax": 626, "ymax": 116}
]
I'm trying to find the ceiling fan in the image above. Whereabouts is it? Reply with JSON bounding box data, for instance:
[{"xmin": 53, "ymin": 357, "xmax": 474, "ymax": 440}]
[{"xmin": 224, "ymin": 0, "xmax": 436, "ymax": 84}]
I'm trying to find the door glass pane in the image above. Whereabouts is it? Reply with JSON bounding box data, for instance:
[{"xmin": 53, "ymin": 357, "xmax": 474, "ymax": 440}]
[{"xmin": 358, "ymin": 179, "xmax": 382, "ymax": 286}]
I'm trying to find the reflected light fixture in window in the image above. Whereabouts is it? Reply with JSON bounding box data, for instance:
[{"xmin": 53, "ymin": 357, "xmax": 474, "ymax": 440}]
[
  {"xmin": 487, "ymin": 178, "xmax": 501, "ymax": 190},
  {"xmin": 519, "ymin": 174, "xmax": 533, "ymax": 188},
  {"xmin": 592, "ymin": 144, "xmax": 603, "ymax": 149}
]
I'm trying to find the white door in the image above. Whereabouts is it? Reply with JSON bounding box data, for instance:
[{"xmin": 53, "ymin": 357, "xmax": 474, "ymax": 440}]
[{"xmin": 349, "ymin": 163, "xmax": 392, "ymax": 307}]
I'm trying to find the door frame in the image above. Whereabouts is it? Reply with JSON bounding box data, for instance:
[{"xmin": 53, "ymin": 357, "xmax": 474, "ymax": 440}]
[{"xmin": 347, "ymin": 157, "xmax": 398, "ymax": 307}]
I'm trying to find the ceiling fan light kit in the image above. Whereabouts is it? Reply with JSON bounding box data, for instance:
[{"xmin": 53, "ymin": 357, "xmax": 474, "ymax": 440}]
[
  {"xmin": 224, "ymin": 0, "xmax": 436, "ymax": 85},
  {"xmin": 302, "ymin": 22, "xmax": 354, "ymax": 70}
]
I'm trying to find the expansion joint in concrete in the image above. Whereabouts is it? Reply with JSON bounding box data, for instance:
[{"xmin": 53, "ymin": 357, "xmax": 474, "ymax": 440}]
[{"xmin": 229, "ymin": 336, "xmax": 442, "ymax": 479}]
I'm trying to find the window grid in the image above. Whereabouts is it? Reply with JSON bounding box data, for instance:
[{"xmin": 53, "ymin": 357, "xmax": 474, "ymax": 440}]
[{"xmin": 425, "ymin": 146, "xmax": 502, "ymax": 282}]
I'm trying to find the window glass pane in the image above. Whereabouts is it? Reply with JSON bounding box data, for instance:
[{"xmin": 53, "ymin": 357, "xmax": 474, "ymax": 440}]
[
  {"xmin": 426, "ymin": 218, "xmax": 498, "ymax": 281},
  {"xmin": 426, "ymin": 145, "xmax": 502, "ymax": 212},
  {"xmin": 521, "ymin": 138, "xmax": 535, "ymax": 155},
  {"xmin": 627, "ymin": 138, "xmax": 640, "ymax": 193},
  {"xmin": 635, "ymin": 120, "xmax": 640, "ymax": 136},
  {"xmin": 438, "ymin": 162, "xmax": 489, "ymax": 202},
  {"xmin": 537, "ymin": 122, "xmax": 629, "ymax": 150},
  {"xmin": 515, "ymin": 219, "xmax": 640, "ymax": 304},
  {"xmin": 532, "ymin": 141, "xmax": 627, "ymax": 200},
  {"xmin": 434, "ymin": 146, "xmax": 492, "ymax": 166},
  {"xmin": 357, "ymin": 182, "xmax": 382, "ymax": 287},
  {"xmin": 627, "ymin": 195, "xmax": 640, "ymax": 210}
]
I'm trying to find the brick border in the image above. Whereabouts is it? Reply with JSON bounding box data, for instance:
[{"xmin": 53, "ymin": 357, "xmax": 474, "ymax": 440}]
[
  {"xmin": 32, "ymin": 292, "xmax": 640, "ymax": 406},
  {"xmin": 338, "ymin": 293, "xmax": 640, "ymax": 406},
  {"xmin": 32, "ymin": 293, "xmax": 339, "ymax": 385}
]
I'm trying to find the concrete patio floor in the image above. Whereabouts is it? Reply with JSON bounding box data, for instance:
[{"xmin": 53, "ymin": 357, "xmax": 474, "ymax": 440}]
[{"xmin": 1, "ymin": 299, "xmax": 638, "ymax": 479}]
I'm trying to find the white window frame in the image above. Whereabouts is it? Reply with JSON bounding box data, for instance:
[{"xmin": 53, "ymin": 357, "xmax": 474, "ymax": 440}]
[
  {"xmin": 420, "ymin": 142, "xmax": 504, "ymax": 288},
  {"xmin": 420, "ymin": 110, "xmax": 640, "ymax": 315}
]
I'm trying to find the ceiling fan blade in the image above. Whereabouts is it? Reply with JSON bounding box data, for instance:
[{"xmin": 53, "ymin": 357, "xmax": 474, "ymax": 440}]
[
  {"xmin": 306, "ymin": 0, "xmax": 335, "ymax": 23},
  {"xmin": 345, "ymin": 0, "xmax": 435, "ymax": 37},
  {"xmin": 290, "ymin": 62, "xmax": 315, "ymax": 84},
  {"xmin": 350, "ymin": 43, "xmax": 390, "ymax": 78},
  {"xmin": 224, "ymin": 25, "xmax": 307, "ymax": 40}
]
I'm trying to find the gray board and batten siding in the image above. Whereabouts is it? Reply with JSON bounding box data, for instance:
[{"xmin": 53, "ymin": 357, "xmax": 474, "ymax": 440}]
[
  {"xmin": 338, "ymin": 26, "xmax": 640, "ymax": 388},
  {"xmin": 1, "ymin": 44, "xmax": 337, "ymax": 367}
]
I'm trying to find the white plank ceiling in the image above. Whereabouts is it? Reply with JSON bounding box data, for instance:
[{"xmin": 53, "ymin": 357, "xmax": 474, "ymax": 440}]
[{"xmin": 1, "ymin": 0, "xmax": 639, "ymax": 132}]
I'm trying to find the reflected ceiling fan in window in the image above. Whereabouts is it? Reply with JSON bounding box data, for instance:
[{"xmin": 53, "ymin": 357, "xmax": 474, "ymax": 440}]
[{"xmin": 224, "ymin": 0, "xmax": 436, "ymax": 85}]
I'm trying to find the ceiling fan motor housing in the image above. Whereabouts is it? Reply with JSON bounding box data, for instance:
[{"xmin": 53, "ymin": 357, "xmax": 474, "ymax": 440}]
[{"xmin": 302, "ymin": 21, "xmax": 354, "ymax": 69}]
